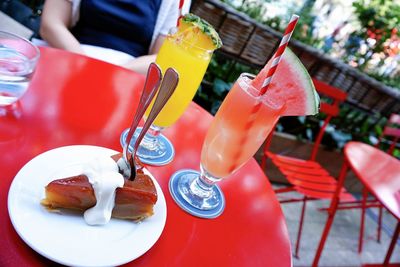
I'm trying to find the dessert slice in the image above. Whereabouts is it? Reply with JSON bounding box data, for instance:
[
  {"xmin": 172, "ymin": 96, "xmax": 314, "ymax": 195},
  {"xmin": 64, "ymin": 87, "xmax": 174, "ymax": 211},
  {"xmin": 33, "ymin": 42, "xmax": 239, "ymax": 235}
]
[{"xmin": 41, "ymin": 154, "xmax": 157, "ymax": 223}]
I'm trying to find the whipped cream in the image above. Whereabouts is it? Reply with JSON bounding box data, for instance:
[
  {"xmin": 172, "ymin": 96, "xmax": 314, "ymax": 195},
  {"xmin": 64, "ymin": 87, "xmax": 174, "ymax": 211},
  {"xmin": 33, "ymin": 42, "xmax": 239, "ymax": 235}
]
[{"xmin": 80, "ymin": 156, "xmax": 124, "ymax": 225}]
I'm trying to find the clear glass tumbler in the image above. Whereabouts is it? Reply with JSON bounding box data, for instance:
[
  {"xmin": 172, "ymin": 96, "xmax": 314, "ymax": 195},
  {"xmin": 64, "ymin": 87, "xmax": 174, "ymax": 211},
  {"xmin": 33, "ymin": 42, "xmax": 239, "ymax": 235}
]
[{"xmin": 0, "ymin": 31, "xmax": 40, "ymax": 108}]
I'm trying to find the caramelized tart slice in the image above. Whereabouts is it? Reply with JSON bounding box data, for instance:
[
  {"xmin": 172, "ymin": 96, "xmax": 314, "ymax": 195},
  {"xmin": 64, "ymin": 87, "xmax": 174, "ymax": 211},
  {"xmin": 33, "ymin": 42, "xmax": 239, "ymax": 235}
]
[{"xmin": 41, "ymin": 168, "xmax": 158, "ymax": 221}]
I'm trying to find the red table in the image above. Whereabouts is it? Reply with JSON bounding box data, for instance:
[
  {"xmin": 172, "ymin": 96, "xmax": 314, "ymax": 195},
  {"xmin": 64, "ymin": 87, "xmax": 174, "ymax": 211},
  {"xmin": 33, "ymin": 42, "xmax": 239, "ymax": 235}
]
[
  {"xmin": 313, "ymin": 141, "xmax": 400, "ymax": 267},
  {"xmin": 0, "ymin": 47, "xmax": 292, "ymax": 267}
]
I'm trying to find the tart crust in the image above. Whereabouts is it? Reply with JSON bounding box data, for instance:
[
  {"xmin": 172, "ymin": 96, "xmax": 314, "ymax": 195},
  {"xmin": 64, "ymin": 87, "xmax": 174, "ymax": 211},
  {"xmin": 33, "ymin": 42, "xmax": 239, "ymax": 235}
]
[{"xmin": 41, "ymin": 155, "xmax": 157, "ymax": 221}]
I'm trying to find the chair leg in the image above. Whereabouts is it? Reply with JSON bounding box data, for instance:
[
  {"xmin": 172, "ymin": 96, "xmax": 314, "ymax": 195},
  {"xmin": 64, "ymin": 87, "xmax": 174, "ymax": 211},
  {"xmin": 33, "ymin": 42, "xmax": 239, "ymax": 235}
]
[
  {"xmin": 377, "ymin": 205, "xmax": 383, "ymax": 243},
  {"xmin": 358, "ymin": 187, "xmax": 368, "ymax": 253},
  {"xmin": 294, "ymin": 196, "xmax": 307, "ymax": 258},
  {"xmin": 383, "ymin": 221, "xmax": 400, "ymax": 266},
  {"xmin": 260, "ymin": 154, "xmax": 266, "ymax": 172},
  {"xmin": 312, "ymin": 162, "xmax": 348, "ymax": 267}
]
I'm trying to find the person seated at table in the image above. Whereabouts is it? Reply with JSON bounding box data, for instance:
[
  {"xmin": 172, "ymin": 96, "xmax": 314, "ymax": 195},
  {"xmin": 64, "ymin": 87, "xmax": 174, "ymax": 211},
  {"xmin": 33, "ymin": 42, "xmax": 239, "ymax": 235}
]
[{"xmin": 38, "ymin": 0, "xmax": 191, "ymax": 74}]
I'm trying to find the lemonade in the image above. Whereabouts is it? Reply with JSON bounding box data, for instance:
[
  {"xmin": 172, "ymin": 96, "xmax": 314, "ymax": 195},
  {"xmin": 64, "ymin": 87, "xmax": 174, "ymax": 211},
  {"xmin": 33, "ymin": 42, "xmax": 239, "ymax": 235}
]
[
  {"xmin": 129, "ymin": 14, "xmax": 222, "ymax": 166},
  {"xmin": 201, "ymin": 74, "xmax": 284, "ymax": 178},
  {"xmin": 169, "ymin": 48, "xmax": 320, "ymax": 216},
  {"xmin": 201, "ymin": 49, "xmax": 319, "ymax": 178},
  {"xmin": 145, "ymin": 14, "xmax": 222, "ymax": 128},
  {"xmin": 151, "ymin": 35, "xmax": 212, "ymax": 127}
]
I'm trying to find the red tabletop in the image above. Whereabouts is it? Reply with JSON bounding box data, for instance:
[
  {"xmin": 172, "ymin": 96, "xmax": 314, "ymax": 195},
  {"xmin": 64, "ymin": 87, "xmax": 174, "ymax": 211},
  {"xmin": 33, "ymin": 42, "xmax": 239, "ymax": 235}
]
[
  {"xmin": 0, "ymin": 47, "xmax": 292, "ymax": 267},
  {"xmin": 344, "ymin": 142, "xmax": 400, "ymax": 220}
]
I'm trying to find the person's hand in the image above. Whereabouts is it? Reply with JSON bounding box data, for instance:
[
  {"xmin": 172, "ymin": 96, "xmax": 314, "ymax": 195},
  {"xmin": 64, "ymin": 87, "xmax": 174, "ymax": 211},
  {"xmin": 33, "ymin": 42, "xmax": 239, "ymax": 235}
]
[
  {"xmin": 124, "ymin": 34, "xmax": 166, "ymax": 74},
  {"xmin": 124, "ymin": 55, "xmax": 157, "ymax": 75}
]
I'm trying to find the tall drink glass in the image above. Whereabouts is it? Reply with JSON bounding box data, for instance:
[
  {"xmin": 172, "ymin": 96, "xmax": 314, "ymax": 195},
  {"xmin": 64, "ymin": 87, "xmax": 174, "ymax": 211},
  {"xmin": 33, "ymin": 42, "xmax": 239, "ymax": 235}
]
[
  {"xmin": 169, "ymin": 73, "xmax": 285, "ymax": 218},
  {"xmin": 121, "ymin": 30, "xmax": 215, "ymax": 165},
  {"xmin": 0, "ymin": 31, "xmax": 40, "ymax": 108}
]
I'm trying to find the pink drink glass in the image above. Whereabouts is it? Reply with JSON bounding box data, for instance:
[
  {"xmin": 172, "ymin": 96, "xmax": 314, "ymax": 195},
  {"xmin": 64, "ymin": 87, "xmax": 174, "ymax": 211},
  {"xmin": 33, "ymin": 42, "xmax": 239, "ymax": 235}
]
[{"xmin": 169, "ymin": 73, "xmax": 284, "ymax": 218}]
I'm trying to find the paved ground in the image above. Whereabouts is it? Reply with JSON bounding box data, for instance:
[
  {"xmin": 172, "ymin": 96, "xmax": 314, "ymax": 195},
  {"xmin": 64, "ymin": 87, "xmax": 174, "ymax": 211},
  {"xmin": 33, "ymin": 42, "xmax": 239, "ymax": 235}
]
[{"xmin": 273, "ymin": 186, "xmax": 400, "ymax": 267}]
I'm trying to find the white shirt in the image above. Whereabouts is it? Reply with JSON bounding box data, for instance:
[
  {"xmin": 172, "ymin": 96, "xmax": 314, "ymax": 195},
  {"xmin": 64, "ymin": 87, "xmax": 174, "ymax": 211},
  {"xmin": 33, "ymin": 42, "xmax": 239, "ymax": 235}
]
[{"xmin": 34, "ymin": 0, "xmax": 191, "ymax": 66}]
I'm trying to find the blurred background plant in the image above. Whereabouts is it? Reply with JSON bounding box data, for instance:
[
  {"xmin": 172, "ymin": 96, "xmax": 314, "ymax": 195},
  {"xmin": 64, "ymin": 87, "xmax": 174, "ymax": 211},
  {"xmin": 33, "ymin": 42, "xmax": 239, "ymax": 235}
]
[
  {"xmin": 197, "ymin": 0, "xmax": 399, "ymax": 155},
  {"xmin": 342, "ymin": 0, "xmax": 400, "ymax": 88},
  {"xmin": 5, "ymin": 0, "xmax": 397, "ymax": 155},
  {"xmin": 218, "ymin": 0, "xmax": 399, "ymax": 89}
]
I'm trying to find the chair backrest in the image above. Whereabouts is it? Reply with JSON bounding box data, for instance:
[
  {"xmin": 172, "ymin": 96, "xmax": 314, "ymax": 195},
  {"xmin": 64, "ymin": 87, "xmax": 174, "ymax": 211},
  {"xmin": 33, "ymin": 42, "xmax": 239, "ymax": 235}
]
[
  {"xmin": 376, "ymin": 113, "xmax": 400, "ymax": 156},
  {"xmin": 309, "ymin": 79, "xmax": 347, "ymax": 160}
]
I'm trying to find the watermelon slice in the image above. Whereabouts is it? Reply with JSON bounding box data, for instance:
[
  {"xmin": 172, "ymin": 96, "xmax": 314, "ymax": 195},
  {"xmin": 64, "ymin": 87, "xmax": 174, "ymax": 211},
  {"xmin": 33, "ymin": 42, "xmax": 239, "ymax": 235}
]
[{"xmin": 252, "ymin": 48, "xmax": 320, "ymax": 116}]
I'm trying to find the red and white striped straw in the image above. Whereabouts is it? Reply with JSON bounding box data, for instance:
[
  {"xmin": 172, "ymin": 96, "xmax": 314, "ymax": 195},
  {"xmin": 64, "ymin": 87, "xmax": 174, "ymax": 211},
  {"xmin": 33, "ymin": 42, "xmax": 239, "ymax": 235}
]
[
  {"xmin": 177, "ymin": 0, "xmax": 185, "ymax": 26},
  {"xmin": 259, "ymin": 14, "xmax": 299, "ymax": 95}
]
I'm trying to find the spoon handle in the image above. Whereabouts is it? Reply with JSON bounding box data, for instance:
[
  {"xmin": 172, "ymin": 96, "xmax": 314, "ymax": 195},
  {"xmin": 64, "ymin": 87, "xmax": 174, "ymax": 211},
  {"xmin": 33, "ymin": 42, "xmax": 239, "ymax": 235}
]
[
  {"xmin": 123, "ymin": 63, "xmax": 162, "ymax": 165},
  {"xmin": 132, "ymin": 68, "xmax": 179, "ymax": 157}
]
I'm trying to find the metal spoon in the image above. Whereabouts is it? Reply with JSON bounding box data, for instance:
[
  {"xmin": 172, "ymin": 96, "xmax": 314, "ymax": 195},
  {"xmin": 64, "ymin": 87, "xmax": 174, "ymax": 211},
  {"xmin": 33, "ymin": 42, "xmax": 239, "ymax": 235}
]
[
  {"xmin": 118, "ymin": 63, "xmax": 162, "ymax": 178},
  {"xmin": 127, "ymin": 68, "xmax": 179, "ymax": 180}
]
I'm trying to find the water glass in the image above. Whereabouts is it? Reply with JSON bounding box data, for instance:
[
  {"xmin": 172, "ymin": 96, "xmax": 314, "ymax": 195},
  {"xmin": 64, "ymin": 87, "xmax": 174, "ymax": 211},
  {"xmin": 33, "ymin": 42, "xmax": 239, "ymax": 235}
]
[{"xmin": 0, "ymin": 31, "xmax": 40, "ymax": 107}]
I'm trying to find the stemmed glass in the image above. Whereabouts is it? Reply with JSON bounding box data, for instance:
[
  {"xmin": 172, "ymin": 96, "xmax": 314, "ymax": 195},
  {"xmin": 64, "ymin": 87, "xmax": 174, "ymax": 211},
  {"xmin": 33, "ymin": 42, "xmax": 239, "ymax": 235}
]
[
  {"xmin": 120, "ymin": 30, "xmax": 216, "ymax": 166},
  {"xmin": 169, "ymin": 73, "xmax": 285, "ymax": 218}
]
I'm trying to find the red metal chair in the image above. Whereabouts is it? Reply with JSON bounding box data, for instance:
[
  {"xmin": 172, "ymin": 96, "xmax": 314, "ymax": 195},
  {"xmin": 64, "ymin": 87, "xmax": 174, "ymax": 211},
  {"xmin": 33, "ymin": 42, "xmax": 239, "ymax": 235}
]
[
  {"xmin": 358, "ymin": 113, "xmax": 400, "ymax": 253},
  {"xmin": 376, "ymin": 113, "xmax": 400, "ymax": 156},
  {"xmin": 261, "ymin": 79, "xmax": 354, "ymax": 258}
]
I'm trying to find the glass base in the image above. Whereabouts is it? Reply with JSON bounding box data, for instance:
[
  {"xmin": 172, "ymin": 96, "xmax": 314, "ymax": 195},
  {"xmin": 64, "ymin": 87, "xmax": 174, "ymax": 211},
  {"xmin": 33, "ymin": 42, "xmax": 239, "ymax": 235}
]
[
  {"xmin": 120, "ymin": 128, "xmax": 174, "ymax": 166},
  {"xmin": 0, "ymin": 101, "xmax": 22, "ymax": 117},
  {"xmin": 169, "ymin": 169, "xmax": 225, "ymax": 219}
]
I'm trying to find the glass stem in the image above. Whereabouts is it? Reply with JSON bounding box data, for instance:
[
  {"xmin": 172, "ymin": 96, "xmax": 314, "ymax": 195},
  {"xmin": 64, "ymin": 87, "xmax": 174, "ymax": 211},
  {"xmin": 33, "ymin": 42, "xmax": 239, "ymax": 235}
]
[
  {"xmin": 139, "ymin": 124, "xmax": 163, "ymax": 151},
  {"xmin": 189, "ymin": 166, "xmax": 221, "ymax": 198}
]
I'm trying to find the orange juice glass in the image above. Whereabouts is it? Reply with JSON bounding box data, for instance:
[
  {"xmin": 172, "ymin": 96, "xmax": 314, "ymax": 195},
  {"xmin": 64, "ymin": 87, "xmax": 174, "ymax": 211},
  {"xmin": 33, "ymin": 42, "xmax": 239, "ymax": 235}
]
[{"xmin": 128, "ymin": 31, "xmax": 215, "ymax": 166}]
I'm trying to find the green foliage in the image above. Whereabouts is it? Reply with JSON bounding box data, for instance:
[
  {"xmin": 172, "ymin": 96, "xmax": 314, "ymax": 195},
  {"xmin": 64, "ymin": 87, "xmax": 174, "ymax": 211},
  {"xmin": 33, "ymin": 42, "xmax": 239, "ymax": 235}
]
[
  {"xmin": 236, "ymin": 0, "xmax": 267, "ymax": 22},
  {"xmin": 368, "ymin": 72, "xmax": 400, "ymax": 88},
  {"xmin": 195, "ymin": 0, "xmax": 399, "ymax": 153},
  {"xmin": 352, "ymin": 0, "xmax": 399, "ymax": 53},
  {"xmin": 290, "ymin": 0, "xmax": 323, "ymax": 47},
  {"xmin": 196, "ymin": 54, "xmax": 256, "ymax": 114},
  {"xmin": 263, "ymin": 16, "xmax": 283, "ymax": 31},
  {"xmin": 205, "ymin": 53, "xmax": 256, "ymax": 83},
  {"xmin": 196, "ymin": 78, "xmax": 232, "ymax": 114},
  {"xmin": 221, "ymin": 0, "xmax": 399, "ymax": 89},
  {"xmin": 220, "ymin": 0, "xmax": 271, "ymax": 23},
  {"xmin": 342, "ymin": 0, "xmax": 400, "ymax": 86}
]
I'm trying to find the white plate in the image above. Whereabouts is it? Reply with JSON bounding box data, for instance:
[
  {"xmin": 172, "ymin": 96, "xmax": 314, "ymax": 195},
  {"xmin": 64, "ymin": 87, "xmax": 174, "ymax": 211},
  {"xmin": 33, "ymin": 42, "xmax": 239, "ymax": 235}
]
[{"xmin": 8, "ymin": 145, "xmax": 167, "ymax": 267}]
